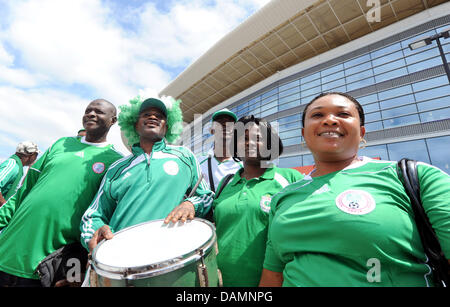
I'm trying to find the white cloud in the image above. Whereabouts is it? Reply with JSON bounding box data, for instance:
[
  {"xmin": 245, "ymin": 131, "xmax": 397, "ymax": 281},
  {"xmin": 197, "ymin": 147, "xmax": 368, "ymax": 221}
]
[
  {"xmin": 134, "ymin": 0, "xmax": 267, "ymax": 67},
  {"xmin": 0, "ymin": 0, "xmax": 270, "ymax": 158},
  {"xmin": 0, "ymin": 43, "xmax": 14, "ymax": 66}
]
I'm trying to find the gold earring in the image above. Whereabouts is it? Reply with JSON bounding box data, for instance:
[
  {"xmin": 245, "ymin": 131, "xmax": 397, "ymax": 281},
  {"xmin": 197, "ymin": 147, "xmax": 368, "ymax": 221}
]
[{"xmin": 359, "ymin": 138, "xmax": 367, "ymax": 149}]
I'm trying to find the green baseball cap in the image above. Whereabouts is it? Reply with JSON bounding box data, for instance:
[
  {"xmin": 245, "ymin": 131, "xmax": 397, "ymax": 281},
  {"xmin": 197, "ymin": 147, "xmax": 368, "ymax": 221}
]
[
  {"xmin": 211, "ymin": 108, "xmax": 237, "ymax": 122},
  {"xmin": 139, "ymin": 98, "xmax": 167, "ymax": 117}
]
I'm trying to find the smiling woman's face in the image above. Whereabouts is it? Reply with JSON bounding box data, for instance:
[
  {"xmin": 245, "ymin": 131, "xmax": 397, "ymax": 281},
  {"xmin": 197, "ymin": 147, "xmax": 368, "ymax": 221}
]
[
  {"xmin": 236, "ymin": 123, "xmax": 265, "ymax": 163},
  {"xmin": 302, "ymin": 94, "xmax": 365, "ymax": 162}
]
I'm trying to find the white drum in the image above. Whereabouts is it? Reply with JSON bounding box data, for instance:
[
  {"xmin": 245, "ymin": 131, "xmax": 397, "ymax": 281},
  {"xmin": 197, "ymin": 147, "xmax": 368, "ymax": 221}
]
[{"xmin": 89, "ymin": 218, "xmax": 220, "ymax": 287}]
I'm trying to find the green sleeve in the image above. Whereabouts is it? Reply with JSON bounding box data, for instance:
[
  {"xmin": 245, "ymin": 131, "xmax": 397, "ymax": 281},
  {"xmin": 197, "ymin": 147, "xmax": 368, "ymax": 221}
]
[
  {"xmin": 0, "ymin": 148, "xmax": 51, "ymax": 228},
  {"xmin": 417, "ymin": 162, "xmax": 450, "ymax": 258},
  {"xmin": 184, "ymin": 152, "xmax": 214, "ymax": 218},
  {"xmin": 0, "ymin": 158, "xmax": 19, "ymax": 194},
  {"xmin": 80, "ymin": 171, "xmax": 117, "ymax": 250},
  {"xmin": 263, "ymin": 194, "xmax": 285, "ymax": 273}
]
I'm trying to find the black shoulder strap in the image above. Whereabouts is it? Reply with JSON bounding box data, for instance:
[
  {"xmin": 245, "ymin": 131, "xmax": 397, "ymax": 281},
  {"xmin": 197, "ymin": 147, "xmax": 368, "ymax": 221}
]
[
  {"xmin": 207, "ymin": 156, "xmax": 215, "ymax": 193},
  {"xmin": 203, "ymin": 173, "xmax": 234, "ymax": 224},
  {"xmin": 215, "ymin": 173, "xmax": 234, "ymax": 199},
  {"xmin": 397, "ymin": 158, "xmax": 449, "ymax": 287}
]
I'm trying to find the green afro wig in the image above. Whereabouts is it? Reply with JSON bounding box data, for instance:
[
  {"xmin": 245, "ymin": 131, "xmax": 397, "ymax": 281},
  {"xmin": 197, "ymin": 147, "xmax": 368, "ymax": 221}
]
[{"xmin": 118, "ymin": 95, "xmax": 183, "ymax": 146}]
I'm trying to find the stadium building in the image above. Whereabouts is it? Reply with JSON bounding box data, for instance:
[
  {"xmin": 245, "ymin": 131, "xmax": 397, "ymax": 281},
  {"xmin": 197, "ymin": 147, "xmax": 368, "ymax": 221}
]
[{"xmin": 160, "ymin": 0, "xmax": 450, "ymax": 173}]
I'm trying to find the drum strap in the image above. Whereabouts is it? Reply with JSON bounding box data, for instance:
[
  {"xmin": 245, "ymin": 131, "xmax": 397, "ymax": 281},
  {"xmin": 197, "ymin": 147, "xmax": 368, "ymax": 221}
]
[
  {"xmin": 207, "ymin": 156, "xmax": 215, "ymax": 193},
  {"xmin": 185, "ymin": 173, "xmax": 203, "ymax": 199},
  {"xmin": 197, "ymin": 249, "xmax": 209, "ymax": 287}
]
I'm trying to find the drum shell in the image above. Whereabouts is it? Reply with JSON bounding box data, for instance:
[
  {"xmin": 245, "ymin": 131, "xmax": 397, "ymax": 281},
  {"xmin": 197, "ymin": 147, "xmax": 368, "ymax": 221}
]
[{"xmin": 90, "ymin": 219, "xmax": 220, "ymax": 287}]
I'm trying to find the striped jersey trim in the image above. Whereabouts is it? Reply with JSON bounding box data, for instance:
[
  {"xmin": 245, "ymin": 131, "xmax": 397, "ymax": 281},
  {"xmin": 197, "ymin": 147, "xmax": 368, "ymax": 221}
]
[{"xmin": 0, "ymin": 159, "xmax": 16, "ymax": 183}]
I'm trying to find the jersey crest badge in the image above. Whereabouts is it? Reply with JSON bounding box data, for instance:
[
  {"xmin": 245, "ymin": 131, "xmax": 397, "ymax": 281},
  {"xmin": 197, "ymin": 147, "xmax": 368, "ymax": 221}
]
[
  {"xmin": 92, "ymin": 162, "xmax": 105, "ymax": 174},
  {"xmin": 335, "ymin": 189, "xmax": 376, "ymax": 215},
  {"xmin": 260, "ymin": 194, "xmax": 272, "ymax": 213},
  {"xmin": 163, "ymin": 160, "xmax": 179, "ymax": 176}
]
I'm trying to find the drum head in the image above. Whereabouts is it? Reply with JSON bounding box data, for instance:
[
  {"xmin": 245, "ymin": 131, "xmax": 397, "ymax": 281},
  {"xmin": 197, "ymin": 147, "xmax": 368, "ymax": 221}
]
[{"xmin": 94, "ymin": 219, "xmax": 214, "ymax": 269}]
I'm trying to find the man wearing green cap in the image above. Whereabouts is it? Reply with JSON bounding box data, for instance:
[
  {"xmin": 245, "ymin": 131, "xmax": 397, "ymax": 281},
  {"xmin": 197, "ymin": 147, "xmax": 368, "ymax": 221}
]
[
  {"xmin": 81, "ymin": 96, "xmax": 213, "ymax": 252},
  {"xmin": 0, "ymin": 141, "xmax": 40, "ymax": 206},
  {"xmin": 199, "ymin": 108, "xmax": 242, "ymax": 193},
  {"xmin": 0, "ymin": 99, "xmax": 122, "ymax": 286}
]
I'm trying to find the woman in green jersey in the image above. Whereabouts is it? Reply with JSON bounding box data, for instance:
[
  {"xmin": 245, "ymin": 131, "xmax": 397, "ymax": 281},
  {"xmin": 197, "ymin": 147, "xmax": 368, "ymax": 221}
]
[
  {"xmin": 260, "ymin": 92, "xmax": 450, "ymax": 287},
  {"xmin": 211, "ymin": 116, "xmax": 303, "ymax": 287}
]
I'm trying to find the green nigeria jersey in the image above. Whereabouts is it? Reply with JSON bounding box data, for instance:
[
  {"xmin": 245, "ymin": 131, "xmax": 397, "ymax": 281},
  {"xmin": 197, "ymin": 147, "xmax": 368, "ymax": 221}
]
[
  {"xmin": 263, "ymin": 157, "xmax": 450, "ymax": 287},
  {"xmin": 80, "ymin": 139, "xmax": 214, "ymax": 250},
  {"xmin": 213, "ymin": 166, "xmax": 303, "ymax": 286},
  {"xmin": 0, "ymin": 155, "xmax": 23, "ymax": 200},
  {"xmin": 0, "ymin": 136, "xmax": 123, "ymax": 279}
]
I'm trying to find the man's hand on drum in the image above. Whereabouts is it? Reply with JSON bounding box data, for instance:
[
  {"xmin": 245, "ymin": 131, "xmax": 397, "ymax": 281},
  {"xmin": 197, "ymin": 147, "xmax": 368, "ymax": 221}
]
[
  {"xmin": 88, "ymin": 225, "xmax": 114, "ymax": 253},
  {"xmin": 164, "ymin": 201, "xmax": 195, "ymax": 224}
]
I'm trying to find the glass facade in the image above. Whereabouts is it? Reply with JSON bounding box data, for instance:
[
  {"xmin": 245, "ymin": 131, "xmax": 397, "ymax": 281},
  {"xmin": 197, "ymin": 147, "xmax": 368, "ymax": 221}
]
[{"xmin": 192, "ymin": 20, "xmax": 450, "ymax": 174}]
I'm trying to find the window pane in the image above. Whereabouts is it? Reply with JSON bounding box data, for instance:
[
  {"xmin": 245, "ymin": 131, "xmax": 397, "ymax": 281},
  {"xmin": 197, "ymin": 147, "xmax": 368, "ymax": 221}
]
[
  {"xmin": 405, "ymin": 47, "xmax": 440, "ymax": 65},
  {"xmin": 301, "ymin": 72, "xmax": 320, "ymax": 84},
  {"xmin": 321, "ymin": 63, "xmax": 344, "ymax": 77},
  {"xmin": 322, "ymin": 70, "xmax": 344, "ymax": 83},
  {"xmin": 365, "ymin": 111, "xmax": 381, "ymax": 123},
  {"xmin": 374, "ymin": 68, "xmax": 408, "ymax": 83},
  {"xmin": 412, "ymin": 75, "xmax": 448, "ymax": 92},
  {"xmin": 302, "ymin": 154, "xmax": 314, "ymax": 166},
  {"xmin": 279, "ymin": 86, "xmax": 300, "ymax": 98},
  {"xmin": 359, "ymin": 144, "xmax": 389, "ymax": 160},
  {"xmin": 414, "ymin": 85, "xmax": 450, "ymax": 102},
  {"xmin": 346, "ymin": 77, "xmax": 375, "ymax": 91},
  {"xmin": 364, "ymin": 121, "xmax": 384, "ymax": 132},
  {"xmin": 302, "ymin": 78, "xmax": 321, "ymax": 90},
  {"xmin": 279, "ymin": 93, "xmax": 300, "ymax": 104},
  {"xmin": 278, "ymin": 155, "xmax": 301, "ymax": 168},
  {"xmin": 344, "ymin": 54, "xmax": 371, "ymax": 69},
  {"xmin": 387, "ymin": 139, "xmax": 430, "ymax": 163},
  {"xmin": 279, "ymin": 99, "xmax": 300, "ymax": 111},
  {"xmin": 277, "ymin": 114, "xmax": 301, "ymax": 125},
  {"xmin": 379, "ymin": 94, "xmax": 415, "ymax": 109},
  {"xmin": 364, "ymin": 102, "xmax": 380, "ymax": 113},
  {"xmin": 357, "ymin": 93, "xmax": 378, "ymax": 105},
  {"xmin": 407, "ymin": 57, "xmax": 441, "ymax": 74},
  {"xmin": 301, "ymin": 86, "xmax": 321, "ymax": 98},
  {"xmin": 382, "ymin": 104, "xmax": 417, "ymax": 119},
  {"xmin": 426, "ymin": 136, "xmax": 450, "ymax": 174},
  {"xmin": 279, "ymin": 79, "xmax": 300, "ymax": 92},
  {"xmin": 371, "ymin": 50, "xmax": 404, "ymax": 67},
  {"xmin": 322, "ymin": 78, "xmax": 345, "ymax": 91},
  {"xmin": 373, "ymin": 59, "xmax": 406, "ymax": 75},
  {"xmin": 279, "ymin": 121, "xmax": 300, "ymax": 132},
  {"xmin": 371, "ymin": 43, "xmax": 401, "ymax": 59},
  {"xmin": 383, "ymin": 114, "xmax": 420, "ymax": 128},
  {"xmin": 417, "ymin": 96, "xmax": 450, "ymax": 112},
  {"xmin": 301, "ymin": 95, "xmax": 317, "ymax": 105},
  {"xmin": 280, "ymin": 129, "xmax": 301, "ymax": 139},
  {"xmin": 261, "ymin": 88, "xmax": 278, "ymax": 99},
  {"xmin": 378, "ymin": 85, "xmax": 412, "ymax": 100},
  {"xmin": 261, "ymin": 107, "xmax": 277, "ymax": 118},
  {"xmin": 346, "ymin": 69, "xmax": 374, "ymax": 83},
  {"xmin": 345, "ymin": 61, "xmax": 372, "ymax": 76},
  {"xmin": 419, "ymin": 107, "xmax": 450, "ymax": 123},
  {"xmin": 282, "ymin": 137, "xmax": 301, "ymax": 146}
]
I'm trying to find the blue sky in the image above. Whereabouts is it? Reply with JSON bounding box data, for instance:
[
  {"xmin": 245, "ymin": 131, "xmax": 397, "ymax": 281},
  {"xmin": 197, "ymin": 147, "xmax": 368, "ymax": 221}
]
[{"xmin": 0, "ymin": 0, "xmax": 270, "ymax": 158}]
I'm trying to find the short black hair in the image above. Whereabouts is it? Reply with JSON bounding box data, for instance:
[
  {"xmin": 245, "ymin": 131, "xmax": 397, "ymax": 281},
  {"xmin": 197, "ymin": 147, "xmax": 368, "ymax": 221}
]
[
  {"xmin": 231, "ymin": 115, "xmax": 283, "ymax": 161},
  {"xmin": 301, "ymin": 92, "xmax": 365, "ymax": 127}
]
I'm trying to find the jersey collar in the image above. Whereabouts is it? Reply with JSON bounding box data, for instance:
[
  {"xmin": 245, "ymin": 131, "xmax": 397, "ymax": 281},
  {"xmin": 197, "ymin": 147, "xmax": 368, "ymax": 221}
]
[
  {"xmin": 231, "ymin": 166, "xmax": 276, "ymax": 186},
  {"xmin": 80, "ymin": 136, "xmax": 110, "ymax": 147},
  {"xmin": 131, "ymin": 138, "xmax": 167, "ymax": 155}
]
